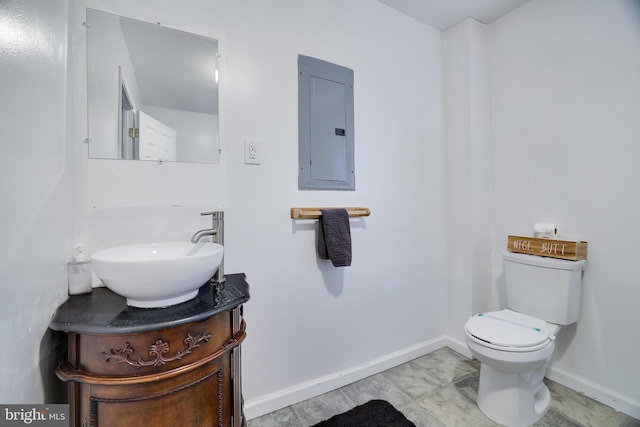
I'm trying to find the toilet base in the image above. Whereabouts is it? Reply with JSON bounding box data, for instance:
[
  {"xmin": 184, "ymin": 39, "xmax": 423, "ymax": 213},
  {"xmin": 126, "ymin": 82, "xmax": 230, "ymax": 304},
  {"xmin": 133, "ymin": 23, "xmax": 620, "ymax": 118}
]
[{"xmin": 477, "ymin": 362, "xmax": 551, "ymax": 427}]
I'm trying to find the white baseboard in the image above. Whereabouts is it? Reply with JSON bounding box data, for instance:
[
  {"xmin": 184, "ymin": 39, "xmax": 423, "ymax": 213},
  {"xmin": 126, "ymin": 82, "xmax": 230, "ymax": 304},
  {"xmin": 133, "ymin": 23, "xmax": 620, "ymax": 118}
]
[
  {"xmin": 546, "ymin": 365, "xmax": 640, "ymax": 420},
  {"xmin": 244, "ymin": 336, "xmax": 447, "ymax": 420},
  {"xmin": 445, "ymin": 335, "xmax": 472, "ymax": 359}
]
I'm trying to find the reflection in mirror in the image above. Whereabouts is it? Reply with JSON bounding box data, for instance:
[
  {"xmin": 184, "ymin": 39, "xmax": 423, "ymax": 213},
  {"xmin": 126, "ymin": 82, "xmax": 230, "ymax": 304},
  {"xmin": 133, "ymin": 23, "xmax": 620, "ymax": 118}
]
[{"xmin": 86, "ymin": 9, "xmax": 220, "ymax": 164}]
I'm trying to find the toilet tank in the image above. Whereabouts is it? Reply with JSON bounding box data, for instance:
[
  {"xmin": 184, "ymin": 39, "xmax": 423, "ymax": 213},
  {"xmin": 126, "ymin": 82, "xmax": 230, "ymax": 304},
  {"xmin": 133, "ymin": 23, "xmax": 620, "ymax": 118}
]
[{"xmin": 503, "ymin": 252, "xmax": 586, "ymax": 325}]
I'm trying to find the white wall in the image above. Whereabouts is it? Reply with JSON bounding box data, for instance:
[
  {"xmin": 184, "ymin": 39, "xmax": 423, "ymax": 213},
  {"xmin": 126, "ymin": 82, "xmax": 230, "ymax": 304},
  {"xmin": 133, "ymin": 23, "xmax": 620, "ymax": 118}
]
[
  {"xmin": 75, "ymin": 0, "xmax": 448, "ymax": 418},
  {"xmin": 489, "ymin": 0, "xmax": 640, "ymax": 416},
  {"xmin": 442, "ymin": 18, "xmax": 492, "ymax": 355},
  {"xmin": 0, "ymin": 0, "xmax": 74, "ymax": 403}
]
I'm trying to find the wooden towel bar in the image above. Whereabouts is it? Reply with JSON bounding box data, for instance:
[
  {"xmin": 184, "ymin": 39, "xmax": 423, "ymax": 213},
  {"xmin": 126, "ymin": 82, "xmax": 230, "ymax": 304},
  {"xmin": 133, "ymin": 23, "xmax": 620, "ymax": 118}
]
[{"xmin": 290, "ymin": 207, "xmax": 371, "ymax": 219}]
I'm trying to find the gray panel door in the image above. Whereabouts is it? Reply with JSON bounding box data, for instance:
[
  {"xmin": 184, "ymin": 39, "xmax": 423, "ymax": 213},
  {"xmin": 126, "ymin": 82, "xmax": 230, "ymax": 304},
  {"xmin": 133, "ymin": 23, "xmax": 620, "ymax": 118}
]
[
  {"xmin": 310, "ymin": 76, "xmax": 347, "ymax": 182},
  {"xmin": 298, "ymin": 55, "xmax": 354, "ymax": 190}
]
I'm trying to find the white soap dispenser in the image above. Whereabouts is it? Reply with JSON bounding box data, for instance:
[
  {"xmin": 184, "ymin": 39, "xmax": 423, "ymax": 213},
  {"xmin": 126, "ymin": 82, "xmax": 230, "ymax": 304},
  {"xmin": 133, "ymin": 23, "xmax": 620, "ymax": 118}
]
[{"xmin": 68, "ymin": 245, "xmax": 92, "ymax": 295}]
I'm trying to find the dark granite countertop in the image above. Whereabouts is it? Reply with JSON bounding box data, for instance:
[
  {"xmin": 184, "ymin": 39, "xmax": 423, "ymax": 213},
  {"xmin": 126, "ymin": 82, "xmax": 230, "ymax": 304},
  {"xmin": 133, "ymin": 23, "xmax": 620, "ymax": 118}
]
[{"xmin": 50, "ymin": 273, "xmax": 250, "ymax": 335}]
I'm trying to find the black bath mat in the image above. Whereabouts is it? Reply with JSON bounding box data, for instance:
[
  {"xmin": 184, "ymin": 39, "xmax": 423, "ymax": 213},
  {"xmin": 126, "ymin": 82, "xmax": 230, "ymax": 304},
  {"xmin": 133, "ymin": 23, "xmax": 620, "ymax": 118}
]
[{"xmin": 312, "ymin": 399, "xmax": 416, "ymax": 427}]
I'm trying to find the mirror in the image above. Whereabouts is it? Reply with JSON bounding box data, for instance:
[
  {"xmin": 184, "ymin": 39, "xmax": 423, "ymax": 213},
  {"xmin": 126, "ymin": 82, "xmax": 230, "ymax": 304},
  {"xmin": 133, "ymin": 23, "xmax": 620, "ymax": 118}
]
[{"xmin": 86, "ymin": 9, "xmax": 220, "ymax": 164}]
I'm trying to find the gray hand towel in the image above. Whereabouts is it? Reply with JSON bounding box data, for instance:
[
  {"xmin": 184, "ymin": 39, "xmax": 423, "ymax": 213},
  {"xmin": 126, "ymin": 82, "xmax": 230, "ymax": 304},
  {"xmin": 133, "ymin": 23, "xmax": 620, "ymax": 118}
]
[{"xmin": 317, "ymin": 209, "xmax": 352, "ymax": 267}]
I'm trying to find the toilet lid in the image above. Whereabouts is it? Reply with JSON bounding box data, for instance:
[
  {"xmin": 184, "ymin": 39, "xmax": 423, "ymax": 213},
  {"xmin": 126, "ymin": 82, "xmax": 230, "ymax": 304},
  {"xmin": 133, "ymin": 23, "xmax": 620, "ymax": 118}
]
[{"xmin": 465, "ymin": 310, "xmax": 553, "ymax": 348}]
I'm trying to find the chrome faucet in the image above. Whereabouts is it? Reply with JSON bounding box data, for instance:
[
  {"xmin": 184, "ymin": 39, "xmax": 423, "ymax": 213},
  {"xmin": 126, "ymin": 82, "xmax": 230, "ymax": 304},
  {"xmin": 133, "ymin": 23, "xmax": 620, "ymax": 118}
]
[
  {"xmin": 191, "ymin": 228, "xmax": 217, "ymax": 243},
  {"xmin": 191, "ymin": 211, "xmax": 225, "ymax": 283}
]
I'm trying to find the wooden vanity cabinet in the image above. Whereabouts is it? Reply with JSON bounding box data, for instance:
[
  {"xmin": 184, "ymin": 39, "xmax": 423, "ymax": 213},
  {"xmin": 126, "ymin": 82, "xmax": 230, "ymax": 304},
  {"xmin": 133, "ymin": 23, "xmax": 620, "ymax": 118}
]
[{"xmin": 51, "ymin": 276, "xmax": 250, "ymax": 427}]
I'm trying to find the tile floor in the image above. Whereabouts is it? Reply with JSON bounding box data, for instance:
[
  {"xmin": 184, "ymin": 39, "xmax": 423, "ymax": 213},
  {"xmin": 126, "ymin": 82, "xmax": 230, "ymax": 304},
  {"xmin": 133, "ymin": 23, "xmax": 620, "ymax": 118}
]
[{"xmin": 247, "ymin": 348, "xmax": 640, "ymax": 427}]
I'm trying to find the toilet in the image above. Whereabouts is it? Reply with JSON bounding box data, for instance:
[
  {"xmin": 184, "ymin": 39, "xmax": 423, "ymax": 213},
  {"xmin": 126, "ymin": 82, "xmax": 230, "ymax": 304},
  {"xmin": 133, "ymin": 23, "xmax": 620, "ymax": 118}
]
[{"xmin": 465, "ymin": 252, "xmax": 586, "ymax": 427}]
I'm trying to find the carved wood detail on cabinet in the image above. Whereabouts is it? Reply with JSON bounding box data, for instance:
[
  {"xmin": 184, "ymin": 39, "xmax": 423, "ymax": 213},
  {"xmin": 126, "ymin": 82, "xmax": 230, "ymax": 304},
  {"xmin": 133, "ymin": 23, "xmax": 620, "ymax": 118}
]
[
  {"xmin": 57, "ymin": 306, "xmax": 246, "ymax": 427},
  {"xmin": 101, "ymin": 330, "xmax": 213, "ymax": 368}
]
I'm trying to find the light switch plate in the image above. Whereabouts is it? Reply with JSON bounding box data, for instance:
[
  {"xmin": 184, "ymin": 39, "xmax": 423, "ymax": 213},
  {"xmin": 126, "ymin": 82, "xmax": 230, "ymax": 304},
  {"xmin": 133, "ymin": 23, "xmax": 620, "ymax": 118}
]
[{"xmin": 244, "ymin": 140, "xmax": 260, "ymax": 165}]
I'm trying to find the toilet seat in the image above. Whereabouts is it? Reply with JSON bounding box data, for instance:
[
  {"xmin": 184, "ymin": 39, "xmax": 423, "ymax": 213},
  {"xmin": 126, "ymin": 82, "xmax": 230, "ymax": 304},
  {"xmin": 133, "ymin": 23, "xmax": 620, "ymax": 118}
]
[{"xmin": 465, "ymin": 309, "xmax": 558, "ymax": 352}]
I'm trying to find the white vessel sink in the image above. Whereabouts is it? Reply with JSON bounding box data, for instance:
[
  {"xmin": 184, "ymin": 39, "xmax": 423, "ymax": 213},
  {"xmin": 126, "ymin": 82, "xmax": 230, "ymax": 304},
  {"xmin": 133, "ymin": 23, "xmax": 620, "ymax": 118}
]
[{"xmin": 91, "ymin": 242, "xmax": 224, "ymax": 308}]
